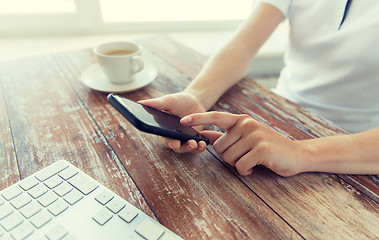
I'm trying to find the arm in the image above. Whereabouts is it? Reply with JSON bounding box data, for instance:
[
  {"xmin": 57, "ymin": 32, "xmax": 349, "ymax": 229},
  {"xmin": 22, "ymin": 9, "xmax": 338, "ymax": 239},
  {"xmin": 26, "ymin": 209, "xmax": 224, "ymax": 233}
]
[
  {"xmin": 299, "ymin": 128, "xmax": 379, "ymax": 174},
  {"xmin": 142, "ymin": 3, "xmax": 284, "ymax": 153},
  {"xmin": 185, "ymin": 3, "xmax": 284, "ymax": 111},
  {"xmin": 181, "ymin": 112, "xmax": 379, "ymax": 176}
]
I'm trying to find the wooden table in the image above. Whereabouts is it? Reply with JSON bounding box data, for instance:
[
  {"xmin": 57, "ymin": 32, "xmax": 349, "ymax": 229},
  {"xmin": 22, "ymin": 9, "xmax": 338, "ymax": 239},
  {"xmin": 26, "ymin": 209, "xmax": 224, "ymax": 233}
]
[{"xmin": 1, "ymin": 35, "xmax": 378, "ymax": 239}]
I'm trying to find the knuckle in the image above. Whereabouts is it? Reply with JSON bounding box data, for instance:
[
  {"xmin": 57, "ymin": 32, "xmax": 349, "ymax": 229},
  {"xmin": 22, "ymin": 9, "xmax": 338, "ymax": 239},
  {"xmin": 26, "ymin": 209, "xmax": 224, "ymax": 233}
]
[
  {"xmin": 213, "ymin": 141, "xmax": 221, "ymax": 153},
  {"xmin": 237, "ymin": 115, "xmax": 256, "ymax": 130},
  {"xmin": 210, "ymin": 111, "xmax": 225, "ymax": 121},
  {"xmin": 221, "ymin": 152, "xmax": 234, "ymax": 165},
  {"xmin": 252, "ymin": 130, "xmax": 265, "ymax": 141},
  {"xmin": 255, "ymin": 142, "xmax": 272, "ymax": 156}
]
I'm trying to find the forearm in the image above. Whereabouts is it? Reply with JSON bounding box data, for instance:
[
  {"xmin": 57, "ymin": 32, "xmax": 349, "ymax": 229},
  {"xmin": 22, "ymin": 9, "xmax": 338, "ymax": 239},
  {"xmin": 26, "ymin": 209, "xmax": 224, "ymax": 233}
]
[
  {"xmin": 299, "ymin": 127, "xmax": 379, "ymax": 174},
  {"xmin": 185, "ymin": 3, "xmax": 284, "ymax": 111},
  {"xmin": 185, "ymin": 42, "xmax": 253, "ymax": 110}
]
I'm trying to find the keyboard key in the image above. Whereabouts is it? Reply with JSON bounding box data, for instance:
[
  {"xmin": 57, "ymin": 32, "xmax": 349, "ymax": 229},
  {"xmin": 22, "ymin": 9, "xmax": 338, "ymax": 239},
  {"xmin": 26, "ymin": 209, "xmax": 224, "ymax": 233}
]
[
  {"xmin": 0, "ymin": 204, "xmax": 14, "ymax": 220},
  {"xmin": 45, "ymin": 225, "xmax": 68, "ymax": 240},
  {"xmin": 0, "ymin": 236, "xmax": 13, "ymax": 240},
  {"xmin": 0, "ymin": 212, "xmax": 24, "ymax": 231},
  {"xmin": 10, "ymin": 193, "xmax": 32, "ymax": 210},
  {"xmin": 118, "ymin": 206, "xmax": 138, "ymax": 223},
  {"xmin": 47, "ymin": 199, "xmax": 68, "ymax": 216},
  {"xmin": 44, "ymin": 176, "xmax": 63, "ymax": 189},
  {"xmin": 10, "ymin": 222, "xmax": 34, "ymax": 240},
  {"xmin": 95, "ymin": 190, "xmax": 114, "ymax": 205},
  {"xmin": 59, "ymin": 167, "xmax": 78, "ymax": 180},
  {"xmin": 106, "ymin": 198, "xmax": 125, "ymax": 214},
  {"xmin": 0, "ymin": 160, "xmax": 183, "ymax": 240},
  {"xmin": 135, "ymin": 219, "xmax": 165, "ymax": 240},
  {"xmin": 61, "ymin": 234, "xmax": 78, "ymax": 240},
  {"xmin": 63, "ymin": 190, "xmax": 83, "ymax": 205},
  {"xmin": 92, "ymin": 209, "xmax": 113, "ymax": 226},
  {"xmin": 20, "ymin": 201, "xmax": 42, "ymax": 219},
  {"xmin": 19, "ymin": 177, "xmax": 39, "ymax": 191},
  {"xmin": 38, "ymin": 191, "xmax": 58, "ymax": 207},
  {"xmin": 35, "ymin": 161, "xmax": 69, "ymax": 182},
  {"xmin": 68, "ymin": 174, "xmax": 98, "ymax": 195},
  {"xmin": 1, "ymin": 186, "xmax": 22, "ymax": 201},
  {"xmin": 28, "ymin": 184, "xmax": 48, "ymax": 199},
  {"xmin": 30, "ymin": 210, "xmax": 52, "ymax": 229},
  {"xmin": 53, "ymin": 182, "xmax": 73, "ymax": 197}
]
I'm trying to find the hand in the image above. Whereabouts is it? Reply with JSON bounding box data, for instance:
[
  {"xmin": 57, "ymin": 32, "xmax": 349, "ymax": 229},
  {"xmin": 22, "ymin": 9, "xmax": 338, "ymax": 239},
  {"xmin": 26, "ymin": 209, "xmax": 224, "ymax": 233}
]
[
  {"xmin": 140, "ymin": 92, "xmax": 208, "ymax": 153},
  {"xmin": 181, "ymin": 112, "xmax": 304, "ymax": 176}
]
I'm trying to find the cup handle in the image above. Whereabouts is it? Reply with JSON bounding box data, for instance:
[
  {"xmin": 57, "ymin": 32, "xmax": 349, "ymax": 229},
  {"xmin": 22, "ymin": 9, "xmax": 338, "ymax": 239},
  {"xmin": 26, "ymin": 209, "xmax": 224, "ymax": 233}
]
[{"xmin": 131, "ymin": 56, "xmax": 144, "ymax": 73}]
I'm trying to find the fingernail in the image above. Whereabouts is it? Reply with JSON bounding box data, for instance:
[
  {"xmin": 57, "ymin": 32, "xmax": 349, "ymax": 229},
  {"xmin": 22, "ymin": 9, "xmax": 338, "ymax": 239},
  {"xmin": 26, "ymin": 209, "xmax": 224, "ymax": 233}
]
[
  {"xmin": 198, "ymin": 145, "xmax": 205, "ymax": 152},
  {"xmin": 181, "ymin": 116, "xmax": 192, "ymax": 124},
  {"xmin": 200, "ymin": 142, "xmax": 206, "ymax": 150},
  {"xmin": 185, "ymin": 142, "xmax": 195, "ymax": 151}
]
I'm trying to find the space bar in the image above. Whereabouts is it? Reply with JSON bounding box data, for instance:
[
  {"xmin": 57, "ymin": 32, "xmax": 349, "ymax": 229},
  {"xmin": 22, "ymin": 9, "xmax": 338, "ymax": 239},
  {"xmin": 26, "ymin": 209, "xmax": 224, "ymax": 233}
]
[{"xmin": 68, "ymin": 174, "xmax": 98, "ymax": 195}]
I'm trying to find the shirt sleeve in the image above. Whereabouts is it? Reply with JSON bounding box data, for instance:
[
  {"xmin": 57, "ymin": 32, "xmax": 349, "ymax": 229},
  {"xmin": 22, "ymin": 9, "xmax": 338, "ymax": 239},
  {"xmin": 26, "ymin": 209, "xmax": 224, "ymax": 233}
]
[{"xmin": 256, "ymin": 0, "xmax": 291, "ymax": 19}]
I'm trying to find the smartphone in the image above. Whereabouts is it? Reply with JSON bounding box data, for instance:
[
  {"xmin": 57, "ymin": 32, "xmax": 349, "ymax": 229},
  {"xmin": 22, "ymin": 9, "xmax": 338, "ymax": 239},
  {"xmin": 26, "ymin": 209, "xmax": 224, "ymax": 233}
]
[{"xmin": 107, "ymin": 93, "xmax": 209, "ymax": 145}]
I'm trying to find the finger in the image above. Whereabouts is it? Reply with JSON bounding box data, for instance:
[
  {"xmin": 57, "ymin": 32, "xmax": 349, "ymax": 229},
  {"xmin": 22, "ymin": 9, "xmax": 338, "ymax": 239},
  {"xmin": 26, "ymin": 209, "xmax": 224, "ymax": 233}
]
[
  {"xmin": 172, "ymin": 139, "xmax": 198, "ymax": 153},
  {"xmin": 138, "ymin": 99, "xmax": 161, "ymax": 109},
  {"xmin": 181, "ymin": 112, "xmax": 241, "ymax": 130},
  {"xmin": 221, "ymin": 139, "xmax": 250, "ymax": 167},
  {"xmin": 211, "ymin": 124, "xmax": 244, "ymax": 154},
  {"xmin": 200, "ymin": 130, "xmax": 223, "ymax": 145},
  {"xmin": 191, "ymin": 141, "xmax": 207, "ymax": 154},
  {"xmin": 235, "ymin": 150, "xmax": 259, "ymax": 176},
  {"xmin": 168, "ymin": 139, "xmax": 182, "ymax": 150},
  {"xmin": 139, "ymin": 96, "xmax": 175, "ymax": 112},
  {"xmin": 159, "ymin": 136, "xmax": 203, "ymax": 154},
  {"xmin": 158, "ymin": 136, "xmax": 181, "ymax": 149}
]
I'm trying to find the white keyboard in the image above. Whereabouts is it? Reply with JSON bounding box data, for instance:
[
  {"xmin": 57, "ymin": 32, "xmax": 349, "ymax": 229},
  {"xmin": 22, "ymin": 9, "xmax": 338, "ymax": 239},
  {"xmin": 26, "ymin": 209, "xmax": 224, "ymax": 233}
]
[{"xmin": 0, "ymin": 160, "xmax": 183, "ymax": 240}]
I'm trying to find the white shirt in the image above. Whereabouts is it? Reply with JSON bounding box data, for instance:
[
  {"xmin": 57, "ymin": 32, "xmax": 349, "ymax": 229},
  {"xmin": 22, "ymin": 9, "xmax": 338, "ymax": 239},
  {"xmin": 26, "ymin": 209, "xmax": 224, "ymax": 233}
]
[{"xmin": 258, "ymin": 0, "xmax": 379, "ymax": 133}]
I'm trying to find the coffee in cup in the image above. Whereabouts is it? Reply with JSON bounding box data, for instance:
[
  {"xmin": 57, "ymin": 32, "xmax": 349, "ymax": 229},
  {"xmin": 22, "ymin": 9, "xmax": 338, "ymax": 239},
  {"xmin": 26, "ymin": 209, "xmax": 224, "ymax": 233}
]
[{"xmin": 94, "ymin": 42, "xmax": 144, "ymax": 84}]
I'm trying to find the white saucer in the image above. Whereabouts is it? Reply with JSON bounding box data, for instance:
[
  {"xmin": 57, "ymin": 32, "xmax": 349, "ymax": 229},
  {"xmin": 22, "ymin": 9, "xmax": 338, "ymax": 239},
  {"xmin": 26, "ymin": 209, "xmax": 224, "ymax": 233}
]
[{"xmin": 80, "ymin": 62, "xmax": 157, "ymax": 93}]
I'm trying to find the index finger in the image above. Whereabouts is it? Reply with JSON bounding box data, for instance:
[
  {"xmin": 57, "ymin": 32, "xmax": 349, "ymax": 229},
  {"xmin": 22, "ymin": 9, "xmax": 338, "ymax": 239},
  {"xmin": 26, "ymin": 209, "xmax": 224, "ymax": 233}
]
[{"xmin": 181, "ymin": 111, "xmax": 241, "ymax": 130}]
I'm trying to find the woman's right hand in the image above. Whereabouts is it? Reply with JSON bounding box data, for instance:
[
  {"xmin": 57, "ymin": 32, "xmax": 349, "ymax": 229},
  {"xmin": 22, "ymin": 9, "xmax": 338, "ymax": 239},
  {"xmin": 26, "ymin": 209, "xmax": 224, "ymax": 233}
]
[{"xmin": 139, "ymin": 92, "xmax": 208, "ymax": 154}]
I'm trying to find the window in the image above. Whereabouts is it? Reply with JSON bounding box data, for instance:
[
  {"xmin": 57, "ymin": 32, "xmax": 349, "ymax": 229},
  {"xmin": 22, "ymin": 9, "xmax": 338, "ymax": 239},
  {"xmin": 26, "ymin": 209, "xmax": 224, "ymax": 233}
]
[
  {"xmin": 100, "ymin": 0, "xmax": 252, "ymax": 22},
  {"xmin": 0, "ymin": 0, "xmax": 253, "ymax": 36},
  {"xmin": 0, "ymin": 0, "xmax": 76, "ymax": 14}
]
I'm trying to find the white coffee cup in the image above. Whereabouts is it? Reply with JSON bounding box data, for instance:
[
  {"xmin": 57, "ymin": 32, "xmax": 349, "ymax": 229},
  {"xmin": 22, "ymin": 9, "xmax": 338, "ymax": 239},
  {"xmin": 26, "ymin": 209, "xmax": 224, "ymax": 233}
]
[{"xmin": 94, "ymin": 42, "xmax": 144, "ymax": 84}]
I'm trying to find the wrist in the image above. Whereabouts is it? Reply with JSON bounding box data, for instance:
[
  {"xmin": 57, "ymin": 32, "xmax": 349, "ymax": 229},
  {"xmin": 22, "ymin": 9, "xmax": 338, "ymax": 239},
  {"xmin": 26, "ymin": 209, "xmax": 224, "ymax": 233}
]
[
  {"xmin": 178, "ymin": 91, "xmax": 207, "ymax": 114},
  {"xmin": 296, "ymin": 138, "xmax": 343, "ymax": 174},
  {"xmin": 296, "ymin": 140, "xmax": 319, "ymax": 173},
  {"xmin": 184, "ymin": 86, "xmax": 216, "ymax": 112}
]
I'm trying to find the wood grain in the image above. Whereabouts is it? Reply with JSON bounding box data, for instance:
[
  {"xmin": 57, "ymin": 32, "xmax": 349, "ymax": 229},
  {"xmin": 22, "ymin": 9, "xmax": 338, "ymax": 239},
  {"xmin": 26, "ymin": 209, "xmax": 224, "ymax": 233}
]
[
  {"xmin": 137, "ymin": 35, "xmax": 378, "ymax": 198},
  {"xmin": 136, "ymin": 35, "xmax": 379, "ymax": 239},
  {"xmin": 0, "ymin": 72, "xmax": 19, "ymax": 190},
  {"xmin": 0, "ymin": 56, "xmax": 155, "ymax": 219},
  {"xmin": 50, "ymin": 47, "xmax": 303, "ymax": 239},
  {"xmin": 0, "ymin": 35, "xmax": 378, "ymax": 239}
]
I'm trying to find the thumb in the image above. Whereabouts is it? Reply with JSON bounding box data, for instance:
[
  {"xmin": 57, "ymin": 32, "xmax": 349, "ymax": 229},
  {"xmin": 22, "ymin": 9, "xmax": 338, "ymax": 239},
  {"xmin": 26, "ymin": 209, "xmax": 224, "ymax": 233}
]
[
  {"xmin": 200, "ymin": 131, "xmax": 223, "ymax": 145},
  {"xmin": 138, "ymin": 99, "xmax": 162, "ymax": 110}
]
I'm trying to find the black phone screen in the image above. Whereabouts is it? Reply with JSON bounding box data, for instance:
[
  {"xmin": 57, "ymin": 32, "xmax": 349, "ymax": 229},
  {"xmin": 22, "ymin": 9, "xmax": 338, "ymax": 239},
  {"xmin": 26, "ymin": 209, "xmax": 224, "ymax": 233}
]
[
  {"xmin": 121, "ymin": 97, "xmax": 198, "ymax": 135},
  {"xmin": 108, "ymin": 94, "xmax": 208, "ymax": 143}
]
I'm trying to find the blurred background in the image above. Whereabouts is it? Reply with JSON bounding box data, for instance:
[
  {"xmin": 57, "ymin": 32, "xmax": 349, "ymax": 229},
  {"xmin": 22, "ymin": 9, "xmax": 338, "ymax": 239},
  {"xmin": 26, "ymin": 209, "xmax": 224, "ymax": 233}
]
[{"xmin": 0, "ymin": 0, "xmax": 288, "ymax": 88}]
